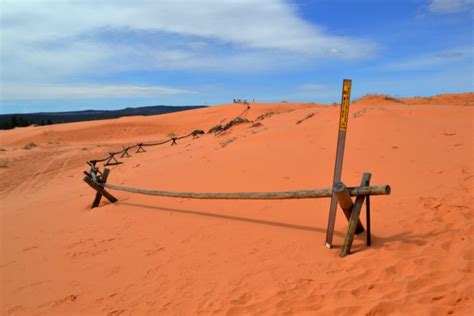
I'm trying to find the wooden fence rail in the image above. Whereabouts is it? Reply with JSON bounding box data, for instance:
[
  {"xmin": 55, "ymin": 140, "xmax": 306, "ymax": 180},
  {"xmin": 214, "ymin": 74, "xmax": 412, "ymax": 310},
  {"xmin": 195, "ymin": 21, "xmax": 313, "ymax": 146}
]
[
  {"xmin": 86, "ymin": 176, "xmax": 390, "ymax": 200},
  {"xmin": 86, "ymin": 131, "xmax": 196, "ymax": 167}
]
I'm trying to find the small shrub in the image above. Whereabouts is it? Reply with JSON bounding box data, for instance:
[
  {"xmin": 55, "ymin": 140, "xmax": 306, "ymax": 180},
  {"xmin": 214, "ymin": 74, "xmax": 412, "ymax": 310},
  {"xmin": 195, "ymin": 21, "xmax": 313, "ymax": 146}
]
[
  {"xmin": 192, "ymin": 129, "xmax": 205, "ymax": 138},
  {"xmin": 383, "ymin": 95, "xmax": 403, "ymax": 103},
  {"xmin": 208, "ymin": 125, "xmax": 223, "ymax": 134},
  {"xmin": 256, "ymin": 112, "xmax": 275, "ymax": 121},
  {"xmin": 221, "ymin": 117, "xmax": 249, "ymax": 131}
]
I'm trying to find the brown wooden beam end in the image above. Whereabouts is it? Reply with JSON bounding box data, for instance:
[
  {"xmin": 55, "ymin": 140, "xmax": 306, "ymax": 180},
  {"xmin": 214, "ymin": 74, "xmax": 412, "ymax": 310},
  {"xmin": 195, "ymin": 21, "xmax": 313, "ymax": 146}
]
[
  {"xmin": 333, "ymin": 182, "xmax": 365, "ymax": 234},
  {"xmin": 340, "ymin": 173, "xmax": 371, "ymax": 257}
]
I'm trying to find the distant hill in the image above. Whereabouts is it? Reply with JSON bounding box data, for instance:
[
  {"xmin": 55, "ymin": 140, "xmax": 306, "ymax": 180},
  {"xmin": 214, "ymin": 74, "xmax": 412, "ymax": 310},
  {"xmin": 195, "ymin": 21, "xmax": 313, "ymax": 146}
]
[{"xmin": 0, "ymin": 105, "xmax": 207, "ymax": 130}]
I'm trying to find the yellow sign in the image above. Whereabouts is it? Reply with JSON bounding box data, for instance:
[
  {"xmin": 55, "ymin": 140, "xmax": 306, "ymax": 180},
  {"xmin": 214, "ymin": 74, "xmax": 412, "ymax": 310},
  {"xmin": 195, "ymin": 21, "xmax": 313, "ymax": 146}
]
[{"xmin": 339, "ymin": 80, "xmax": 352, "ymax": 131}]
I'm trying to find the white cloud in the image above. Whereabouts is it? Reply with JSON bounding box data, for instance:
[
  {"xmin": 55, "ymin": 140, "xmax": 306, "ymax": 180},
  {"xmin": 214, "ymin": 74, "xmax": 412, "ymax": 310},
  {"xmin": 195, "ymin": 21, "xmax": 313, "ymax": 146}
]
[
  {"xmin": 0, "ymin": 1, "xmax": 375, "ymax": 84},
  {"xmin": 1, "ymin": 41, "xmax": 113, "ymax": 82},
  {"xmin": 1, "ymin": 83, "xmax": 193, "ymax": 100},
  {"xmin": 383, "ymin": 47, "xmax": 473, "ymax": 71},
  {"xmin": 1, "ymin": 0, "xmax": 374, "ymax": 57},
  {"xmin": 428, "ymin": 0, "xmax": 473, "ymax": 13}
]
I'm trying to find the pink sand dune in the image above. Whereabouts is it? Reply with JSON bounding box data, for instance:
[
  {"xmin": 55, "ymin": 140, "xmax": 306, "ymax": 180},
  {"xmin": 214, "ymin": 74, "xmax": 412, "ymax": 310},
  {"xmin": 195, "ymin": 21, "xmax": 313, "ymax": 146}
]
[{"xmin": 0, "ymin": 94, "xmax": 473, "ymax": 315}]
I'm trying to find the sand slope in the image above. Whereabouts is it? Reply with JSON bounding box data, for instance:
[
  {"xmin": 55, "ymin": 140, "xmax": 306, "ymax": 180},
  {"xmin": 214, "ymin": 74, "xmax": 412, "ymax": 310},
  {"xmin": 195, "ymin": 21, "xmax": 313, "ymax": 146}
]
[{"xmin": 0, "ymin": 94, "xmax": 473, "ymax": 315}]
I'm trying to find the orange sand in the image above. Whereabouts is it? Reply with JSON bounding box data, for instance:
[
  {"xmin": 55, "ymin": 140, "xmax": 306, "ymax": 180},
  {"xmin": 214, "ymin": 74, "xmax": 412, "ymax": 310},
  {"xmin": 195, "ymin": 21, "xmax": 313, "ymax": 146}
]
[{"xmin": 0, "ymin": 94, "xmax": 473, "ymax": 315}]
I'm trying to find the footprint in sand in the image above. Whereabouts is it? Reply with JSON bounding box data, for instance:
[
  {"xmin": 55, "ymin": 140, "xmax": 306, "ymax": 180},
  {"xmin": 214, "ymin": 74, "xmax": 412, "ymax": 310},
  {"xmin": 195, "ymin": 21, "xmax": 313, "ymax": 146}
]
[
  {"xmin": 6, "ymin": 305, "xmax": 25, "ymax": 315},
  {"xmin": 144, "ymin": 244, "xmax": 164, "ymax": 256},
  {"xmin": 419, "ymin": 197, "xmax": 441, "ymax": 210},
  {"xmin": 104, "ymin": 265, "xmax": 121, "ymax": 278},
  {"xmin": 48, "ymin": 294, "xmax": 78, "ymax": 307},
  {"xmin": 22, "ymin": 245, "xmax": 39, "ymax": 252},
  {"xmin": 231, "ymin": 292, "xmax": 252, "ymax": 305},
  {"xmin": 107, "ymin": 309, "xmax": 127, "ymax": 316}
]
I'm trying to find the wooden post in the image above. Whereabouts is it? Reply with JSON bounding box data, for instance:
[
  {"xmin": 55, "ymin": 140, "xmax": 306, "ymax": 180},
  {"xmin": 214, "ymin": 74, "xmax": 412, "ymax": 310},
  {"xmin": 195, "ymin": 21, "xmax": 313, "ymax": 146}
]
[
  {"xmin": 83, "ymin": 168, "xmax": 118, "ymax": 208},
  {"xmin": 333, "ymin": 182, "xmax": 365, "ymax": 234},
  {"xmin": 366, "ymin": 195, "xmax": 371, "ymax": 246},
  {"xmin": 136, "ymin": 144, "xmax": 146, "ymax": 153},
  {"xmin": 340, "ymin": 172, "xmax": 371, "ymax": 257},
  {"xmin": 87, "ymin": 161, "xmax": 102, "ymax": 180},
  {"xmin": 326, "ymin": 79, "xmax": 352, "ymax": 248},
  {"xmin": 88, "ymin": 160, "xmax": 98, "ymax": 172}
]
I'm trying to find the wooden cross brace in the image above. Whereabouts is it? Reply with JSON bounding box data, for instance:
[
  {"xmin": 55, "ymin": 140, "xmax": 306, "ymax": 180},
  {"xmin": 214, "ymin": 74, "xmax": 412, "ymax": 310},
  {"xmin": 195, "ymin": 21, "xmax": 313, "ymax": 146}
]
[
  {"xmin": 333, "ymin": 182, "xmax": 365, "ymax": 235},
  {"xmin": 83, "ymin": 168, "xmax": 117, "ymax": 208},
  {"xmin": 120, "ymin": 146, "xmax": 131, "ymax": 158},
  {"xmin": 339, "ymin": 172, "xmax": 372, "ymax": 257},
  {"xmin": 136, "ymin": 143, "xmax": 146, "ymax": 153},
  {"xmin": 104, "ymin": 153, "xmax": 122, "ymax": 166}
]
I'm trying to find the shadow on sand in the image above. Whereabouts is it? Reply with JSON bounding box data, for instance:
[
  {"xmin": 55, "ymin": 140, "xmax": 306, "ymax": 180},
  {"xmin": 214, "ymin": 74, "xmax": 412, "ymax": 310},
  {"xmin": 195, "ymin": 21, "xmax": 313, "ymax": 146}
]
[
  {"xmin": 113, "ymin": 202, "xmax": 425, "ymax": 254},
  {"xmin": 119, "ymin": 201, "xmax": 346, "ymax": 238}
]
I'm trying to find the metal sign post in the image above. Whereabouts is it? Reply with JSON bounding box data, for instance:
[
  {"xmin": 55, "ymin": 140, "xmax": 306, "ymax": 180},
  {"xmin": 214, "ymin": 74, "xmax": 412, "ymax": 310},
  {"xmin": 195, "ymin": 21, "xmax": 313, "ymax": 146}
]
[{"xmin": 325, "ymin": 79, "xmax": 352, "ymax": 248}]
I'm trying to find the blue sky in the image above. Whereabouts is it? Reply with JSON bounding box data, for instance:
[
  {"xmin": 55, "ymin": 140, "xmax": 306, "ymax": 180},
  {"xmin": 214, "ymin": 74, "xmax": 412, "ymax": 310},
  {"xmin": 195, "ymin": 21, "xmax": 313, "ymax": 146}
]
[{"xmin": 0, "ymin": 0, "xmax": 472, "ymax": 114}]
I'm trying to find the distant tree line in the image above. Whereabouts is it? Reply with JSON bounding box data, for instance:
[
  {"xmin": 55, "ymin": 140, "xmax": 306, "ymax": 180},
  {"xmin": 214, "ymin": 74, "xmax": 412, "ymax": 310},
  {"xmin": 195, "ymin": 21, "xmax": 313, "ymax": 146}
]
[
  {"xmin": 0, "ymin": 116, "xmax": 54, "ymax": 130},
  {"xmin": 0, "ymin": 104, "xmax": 207, "ymax": 131}
]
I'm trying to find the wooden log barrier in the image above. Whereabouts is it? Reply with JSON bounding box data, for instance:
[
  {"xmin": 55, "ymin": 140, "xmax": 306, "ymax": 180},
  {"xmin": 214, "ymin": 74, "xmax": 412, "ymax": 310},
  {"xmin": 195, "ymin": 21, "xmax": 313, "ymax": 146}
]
[
  {"xmin": 82, "ymin": 166, "xmax": 389, "ymax": 258},
  {"xmin": 340, "ymin": 173, "xmax": 371, "ymax": 257},
  {"xmin": 333, "ymin": 182, "xmax": 365, "ymax": 234}
]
